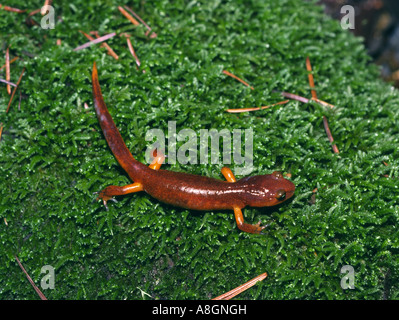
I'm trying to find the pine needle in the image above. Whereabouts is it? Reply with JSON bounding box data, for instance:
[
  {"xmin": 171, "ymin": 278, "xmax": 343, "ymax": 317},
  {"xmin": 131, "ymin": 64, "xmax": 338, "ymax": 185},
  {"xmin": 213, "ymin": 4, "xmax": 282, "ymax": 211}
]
[
  {"xmin": 15, "ymin": 256, "xmax": 47, "ymax": 300},
  {"xmin": 79, "ymin": 30, "xmax": 118, "ymax": 59},
  {"xmin": 73, "ymin": 32, "xmax": 116, "ymax": 51},
  {"xmin": 212, "ymin": 272, "xmax": 267, "ymax": 300},
  {"xmin": 323, "ymin": 115, "xmax": 340, "ymax": 154},
  {"xmin": 118, "ymin": 6, "xmax": 140, "ymax": 26},
  {"xmin": 226, "ymin": 100, "xmax": 289, "ymax": 113},
  {"xmin": 223, "ymin": 70, "xmax": 254, "ymax": 90},
  {"xmin": 41, "ymin": 0, "xmax": 52, "ymax": 15},
  {"xmin": 5, "ymin": 47, "xmax": 10, "ymax": 94},
  {"xmin": 306, "ymin": 56, "xmax": 317, "ymax": 99},
  {"xmin": 0, "ymin": 4, "xmax": 26, "ymax": 13},
  {"xmin": 6, "ymin": 67, "xmax": 25, "ymax": 113},
  {"xmin": 0, "ymin": 78, "xmax": 17, "ymax": 87},
  {"xmin": 126, "ymin": 37, "xmax": 141, "ymax": 67},
  {"xmin": 123, "ymin": 5, "xmax": 157, "ymax": 38},
  {"xmin": 0, "ymin": 56, "xmax": 18, "ymax": 71}
]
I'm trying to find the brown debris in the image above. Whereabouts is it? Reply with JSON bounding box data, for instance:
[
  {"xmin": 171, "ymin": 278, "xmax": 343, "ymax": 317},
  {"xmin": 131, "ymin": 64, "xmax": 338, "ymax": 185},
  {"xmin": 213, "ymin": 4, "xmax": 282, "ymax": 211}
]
[
  {"xmin": 118, "ymin": 6, "xmax": 140, "ymax": 26},
  {"xmin": 0, "ymin": 4, "xmax": 26, "ymax": 13},
  {"xmin": 0, "ymin": 78, "xmax": 17, "ymax": 87},
  {"xmin": 226, "ymin": 100, "xmax": 289, "ymax": 113},
  {"xmin": 73, "ymin": 32, "xmax": 116, "ymax": 51},
  {"xmin": 212, "ymin": 272, "xmax": 267, "ymax": 300},
  {"xmin": 322, "ymin": 115, "xmax": 339, "ymax": 154},
  {"xmin": 306, "ymin": 56, "xmax": 317, "ymax": 99},
  {"xmin": 123, "ymin": 5, "xmax": 157, "ymax": 38},
  {"xmin": 15, "ymin": 256, "xmax": 47, "ymax": 300},
  {"xmin": 304, "ymin": 57, "xmax": 339, "ymax": 153},
  {"xmin": 79, "ymin": 30, "xmax": 118, "ymax": 60},
  {"xmin": 0, "ymin": 56, "xmax": 18, "ymax": 71},
  {"xmin": 5, "ymin": 47, "xmax": 10, "ymax": 94},
  {"xmin": 6, "ymin": 67, "xmax": 25, "ymax": 113},
  {"xmin": 126, "ymin": 37, "xmax": 140, "ymax": 67},
  {"xmin": 223, "ymin": 70, "xmax": 254, "ymax": 90},
  {"xmin": 41, "ymin": 0, "xmax": 52, "ymax": 15}
]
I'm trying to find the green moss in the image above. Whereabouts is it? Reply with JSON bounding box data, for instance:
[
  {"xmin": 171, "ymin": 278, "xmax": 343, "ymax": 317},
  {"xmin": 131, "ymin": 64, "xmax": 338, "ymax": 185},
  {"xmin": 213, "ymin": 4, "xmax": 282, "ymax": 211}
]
[{"xmin": 1, "ymin": 0, "xmax": 398, "ymax": 299}]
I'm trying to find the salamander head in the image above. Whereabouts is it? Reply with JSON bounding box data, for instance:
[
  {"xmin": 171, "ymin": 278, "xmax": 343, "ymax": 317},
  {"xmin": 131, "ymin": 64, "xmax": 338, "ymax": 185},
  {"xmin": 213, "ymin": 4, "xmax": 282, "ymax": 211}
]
[{"xmin": 239, "ymin": 171, "xmax": 295, "ymax": 207}]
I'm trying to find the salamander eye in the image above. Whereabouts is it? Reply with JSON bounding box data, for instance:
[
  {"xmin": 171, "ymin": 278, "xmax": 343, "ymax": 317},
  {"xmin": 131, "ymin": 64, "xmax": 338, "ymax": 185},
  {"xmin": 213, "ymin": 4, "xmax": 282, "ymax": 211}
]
[
  {"xmin": 272, "ymin": 171, "xmax": 283, "ymax": 179},
  {"xmin": 276, "ymin": 189, "xmax": 286, "ymax": 200}
]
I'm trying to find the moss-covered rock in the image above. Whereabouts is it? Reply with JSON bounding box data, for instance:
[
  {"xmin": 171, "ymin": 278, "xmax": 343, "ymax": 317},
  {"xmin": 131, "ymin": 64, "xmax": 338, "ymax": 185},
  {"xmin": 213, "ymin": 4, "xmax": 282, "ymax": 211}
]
[{"xmin": 1, "ymin": 0, "xmax": 398, "ymax": 299}]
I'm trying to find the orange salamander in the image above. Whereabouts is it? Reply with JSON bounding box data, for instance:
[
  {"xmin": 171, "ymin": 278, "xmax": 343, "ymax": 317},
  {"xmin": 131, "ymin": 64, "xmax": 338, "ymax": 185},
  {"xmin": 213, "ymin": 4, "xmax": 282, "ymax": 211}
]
[{"xmin": 91, "ymin": 62, "xmax": 295, "ymax": 234}]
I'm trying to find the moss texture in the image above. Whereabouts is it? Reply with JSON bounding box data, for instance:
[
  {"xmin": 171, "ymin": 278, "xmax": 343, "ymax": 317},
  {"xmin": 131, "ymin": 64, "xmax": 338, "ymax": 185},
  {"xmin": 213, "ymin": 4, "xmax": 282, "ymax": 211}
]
[{"xmin": 1, "ymin": 0, "xmax": 399, "ymax": 299}]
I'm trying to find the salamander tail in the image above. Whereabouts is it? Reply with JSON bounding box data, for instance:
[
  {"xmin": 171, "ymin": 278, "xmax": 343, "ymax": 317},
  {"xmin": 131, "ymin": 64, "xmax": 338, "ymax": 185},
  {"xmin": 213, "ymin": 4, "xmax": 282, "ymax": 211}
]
[{"xmin": 92, "ymin": 62, "xmax": 146, "ymax": 181}]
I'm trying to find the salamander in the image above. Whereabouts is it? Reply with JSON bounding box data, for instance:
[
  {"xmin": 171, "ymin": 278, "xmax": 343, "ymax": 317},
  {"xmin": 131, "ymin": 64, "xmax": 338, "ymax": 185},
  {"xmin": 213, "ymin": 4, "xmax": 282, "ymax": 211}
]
[{"xmin": 91, "ymin": 62, "xmax": 295, "ymax": 234}]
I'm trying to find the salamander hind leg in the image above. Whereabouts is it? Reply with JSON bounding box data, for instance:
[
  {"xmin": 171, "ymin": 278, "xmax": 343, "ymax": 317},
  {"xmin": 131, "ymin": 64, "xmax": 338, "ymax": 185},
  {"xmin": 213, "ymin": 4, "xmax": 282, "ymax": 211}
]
[
  {"xmin": 148, "ymin": 148, "xmax": 165, "ymax": 170},
  {"xmin": 95, "ymin": 182, "xmax": 143, "ymax": 210},
  {"xmin": 95, "ymin": 150, "xmax": 164, "ymax": 210},
  {"xmin": 221, "ymin": 167, "xmax": 236, "ymax": 182}
]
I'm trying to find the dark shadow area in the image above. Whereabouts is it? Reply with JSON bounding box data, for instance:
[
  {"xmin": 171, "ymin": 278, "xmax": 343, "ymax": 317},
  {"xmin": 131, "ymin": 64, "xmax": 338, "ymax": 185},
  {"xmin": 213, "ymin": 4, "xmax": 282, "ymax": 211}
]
[{"xmin": 319, "ymin": 0, "xmax": 399, "ymax": 86}]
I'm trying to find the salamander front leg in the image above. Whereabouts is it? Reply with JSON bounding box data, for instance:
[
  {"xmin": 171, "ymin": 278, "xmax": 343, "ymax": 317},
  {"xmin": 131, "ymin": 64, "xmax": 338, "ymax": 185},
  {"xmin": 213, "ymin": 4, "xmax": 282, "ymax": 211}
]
[
  {"xmin": 233, "ymin": 206, "xmax": 267, "ymax": 234},
  {"xmin": 221, "ymin": 167, "xmax": 267, "ymax": 234}
]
